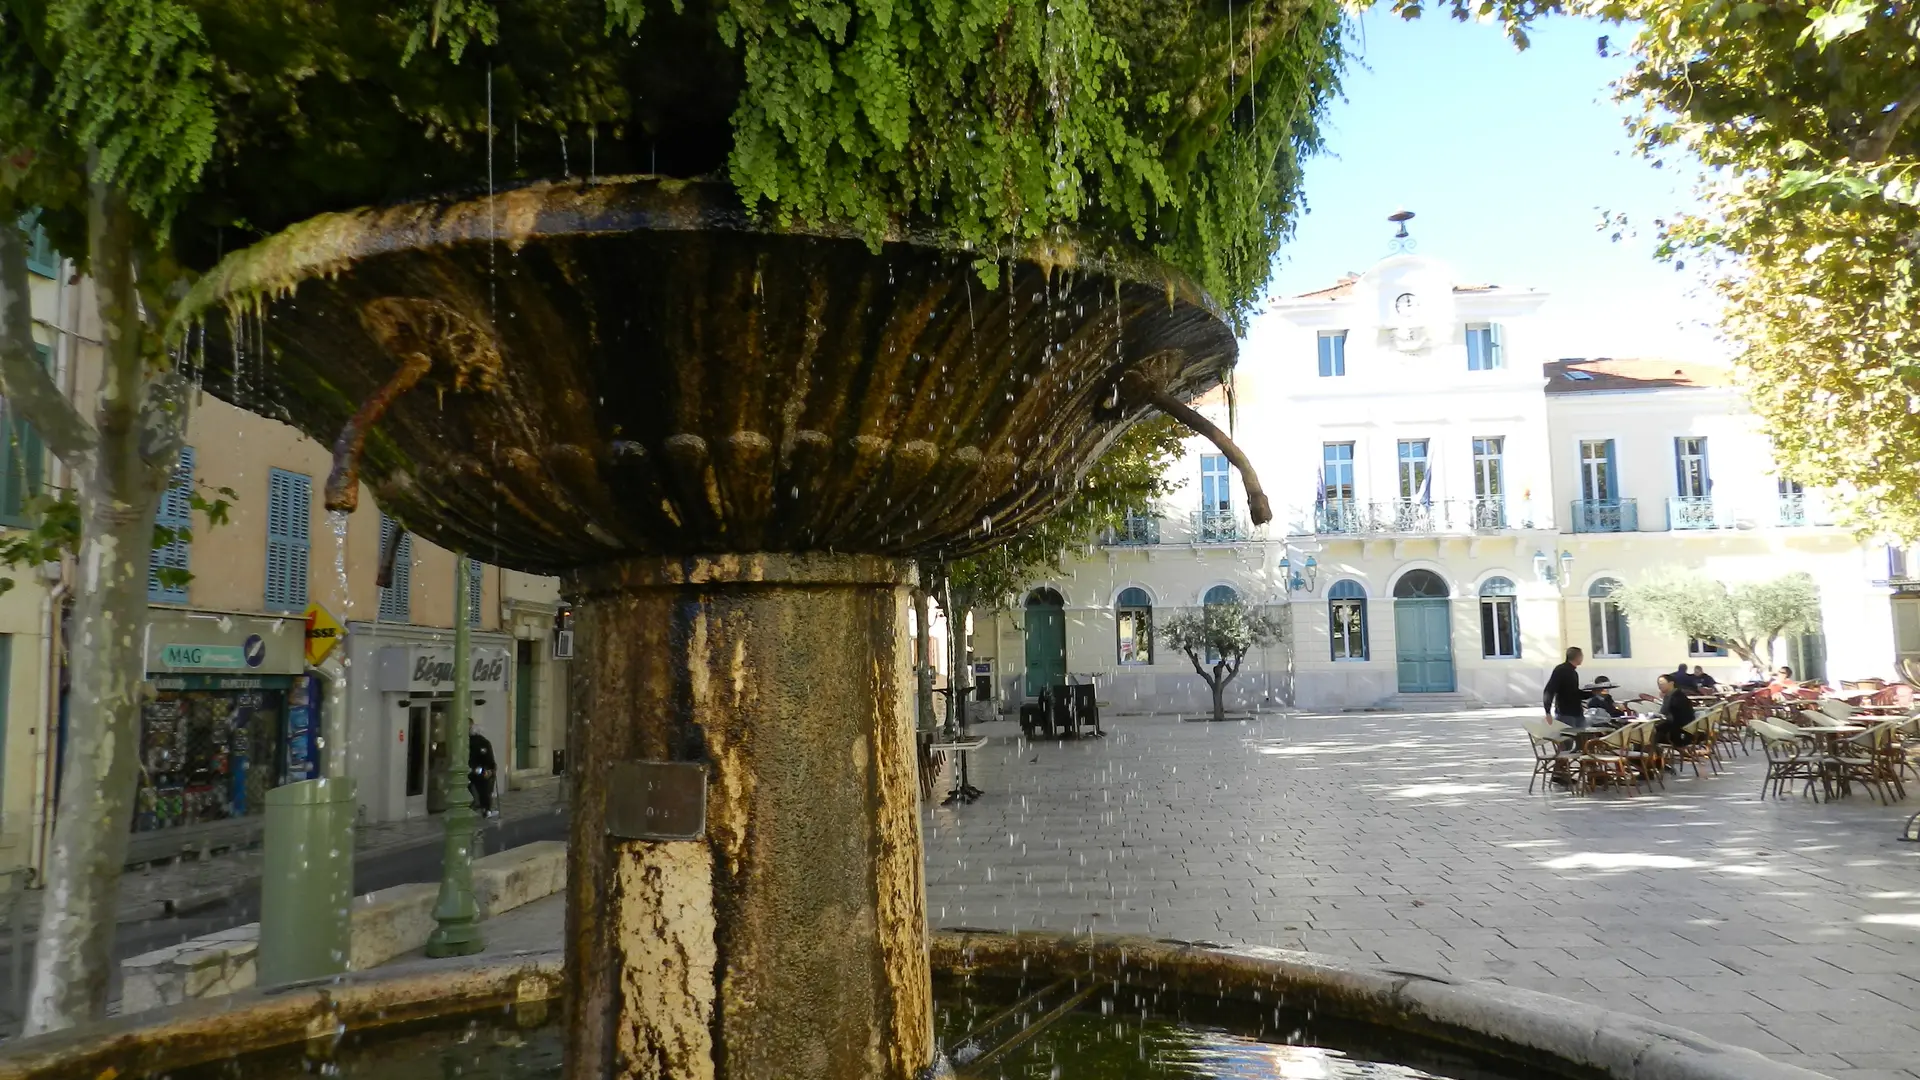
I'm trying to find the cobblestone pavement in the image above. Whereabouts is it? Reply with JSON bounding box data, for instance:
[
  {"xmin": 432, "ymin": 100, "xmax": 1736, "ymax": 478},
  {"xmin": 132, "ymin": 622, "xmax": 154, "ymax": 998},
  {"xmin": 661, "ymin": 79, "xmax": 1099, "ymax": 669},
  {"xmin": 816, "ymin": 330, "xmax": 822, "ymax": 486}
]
[{"xmin": 922, "ymin": 710, "xmax": 1920, "ymax": 1080}]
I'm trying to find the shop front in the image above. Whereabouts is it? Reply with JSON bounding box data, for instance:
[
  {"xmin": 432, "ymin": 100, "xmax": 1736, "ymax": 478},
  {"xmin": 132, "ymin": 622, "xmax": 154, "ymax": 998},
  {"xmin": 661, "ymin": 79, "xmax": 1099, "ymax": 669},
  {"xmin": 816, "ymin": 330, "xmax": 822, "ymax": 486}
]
[
  {"xmin": 343, "ymin": 625, "xmax": 511, "ymax": 823},
  {"xmin": 136, "ymin": 612, "xmax": 316, "ymax": 837}
]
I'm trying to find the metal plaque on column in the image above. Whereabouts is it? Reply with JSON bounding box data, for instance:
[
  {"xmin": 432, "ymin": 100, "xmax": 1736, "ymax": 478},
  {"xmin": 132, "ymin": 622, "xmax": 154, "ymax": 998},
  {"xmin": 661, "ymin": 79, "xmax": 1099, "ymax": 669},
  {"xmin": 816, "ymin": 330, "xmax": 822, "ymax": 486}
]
[{"xmin": 606, "ymin": 761, "xmax": 709, "ymax": 841}]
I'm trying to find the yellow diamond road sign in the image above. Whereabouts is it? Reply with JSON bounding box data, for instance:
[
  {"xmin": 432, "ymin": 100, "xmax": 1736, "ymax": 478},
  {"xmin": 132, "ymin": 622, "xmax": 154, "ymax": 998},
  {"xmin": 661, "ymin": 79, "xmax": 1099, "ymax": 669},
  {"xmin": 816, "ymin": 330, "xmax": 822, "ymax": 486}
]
[{"xmin": 305, "ymin": 603, "xmax": 345, "ymax": 666}]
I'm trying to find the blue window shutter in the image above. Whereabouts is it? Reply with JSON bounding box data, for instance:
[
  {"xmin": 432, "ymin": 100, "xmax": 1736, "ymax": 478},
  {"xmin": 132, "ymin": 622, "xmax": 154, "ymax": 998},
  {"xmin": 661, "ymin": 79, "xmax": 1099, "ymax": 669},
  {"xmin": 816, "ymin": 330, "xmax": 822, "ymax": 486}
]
[
  {"xmin": 19, "ymin": 213, "xmax": 58, "ymax": 278},
  {"xmin": 378, "ymin": 516, "xmax": 412, "ymax": 622},
  {"xmin": 1317, "ymin": 335, "xmax": 1331, "ymax": 377},
  {"xmin": 265, "ymin": 469, "xmax": 311, "ymax": 611},
  {"xmin": 1604, "ymin": 440, "xmax": 1618, "ymax": 505},
  {"xmin": 148, "ymin": 448, "xmax": 195, "ymax": 603},
  {"xmin": 1488, "ymin": 323, "xmax": 1505, "ymax": 369},
  {"xmin": 0, "ymin": 344, "xmax": 48, "ymax": 524}
]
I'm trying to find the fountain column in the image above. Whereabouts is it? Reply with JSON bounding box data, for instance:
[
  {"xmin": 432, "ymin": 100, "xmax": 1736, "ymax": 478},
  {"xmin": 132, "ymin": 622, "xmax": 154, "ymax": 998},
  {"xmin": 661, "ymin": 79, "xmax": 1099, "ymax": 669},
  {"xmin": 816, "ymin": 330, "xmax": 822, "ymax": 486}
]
[{"xmin": 564, "ymin": 554, "xmax": 933, "ymax": 1080}]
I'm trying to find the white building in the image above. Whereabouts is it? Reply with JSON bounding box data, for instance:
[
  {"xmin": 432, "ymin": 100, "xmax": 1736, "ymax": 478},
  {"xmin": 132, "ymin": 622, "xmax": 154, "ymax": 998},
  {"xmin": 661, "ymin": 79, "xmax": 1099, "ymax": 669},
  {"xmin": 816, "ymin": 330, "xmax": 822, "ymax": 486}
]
[{"xmin": 970, "ymin": 246, "xmax": 1904, "ymax": 714}]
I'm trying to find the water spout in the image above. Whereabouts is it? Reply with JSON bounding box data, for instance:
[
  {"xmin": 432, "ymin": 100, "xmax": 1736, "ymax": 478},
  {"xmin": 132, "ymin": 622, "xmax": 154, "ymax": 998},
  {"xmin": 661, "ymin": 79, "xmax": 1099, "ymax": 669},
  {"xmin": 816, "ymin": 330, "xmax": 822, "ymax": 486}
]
[
  {"xmin": 1120, "ymin": 371, "xmax": 1271, "ymax": 526},
  {"xmin": 323, "ymin": 350, "xmax": 432, "ymax": 512}
]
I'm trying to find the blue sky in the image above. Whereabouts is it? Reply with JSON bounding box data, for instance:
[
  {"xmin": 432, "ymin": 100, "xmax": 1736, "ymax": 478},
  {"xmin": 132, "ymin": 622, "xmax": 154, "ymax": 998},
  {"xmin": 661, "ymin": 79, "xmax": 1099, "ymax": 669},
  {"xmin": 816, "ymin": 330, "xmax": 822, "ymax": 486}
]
[{"xmin": 1250, "ymin": 10, "xmax": 1720, "ymax": 360}]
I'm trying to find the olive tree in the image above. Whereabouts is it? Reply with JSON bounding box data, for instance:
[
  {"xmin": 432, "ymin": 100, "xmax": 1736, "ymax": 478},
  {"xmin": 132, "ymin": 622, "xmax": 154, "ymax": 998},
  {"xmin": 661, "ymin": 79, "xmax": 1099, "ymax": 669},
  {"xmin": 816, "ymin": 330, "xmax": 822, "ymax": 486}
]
[
  {"xmin": 1610, "ymin": 570, "xmax": 1821, "ymax": 670},
  {"xmin": 1157, "ymin": 594, "xmax": 1284, "ymax": 722}
]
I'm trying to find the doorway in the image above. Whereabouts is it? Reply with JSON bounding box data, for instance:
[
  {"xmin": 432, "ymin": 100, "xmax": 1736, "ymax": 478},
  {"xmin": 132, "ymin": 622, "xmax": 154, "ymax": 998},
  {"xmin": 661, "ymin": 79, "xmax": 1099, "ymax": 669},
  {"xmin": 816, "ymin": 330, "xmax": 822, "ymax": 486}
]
[
  {"xmin": 1023, "ymin": 588, "xmax": 1067, "ymax": 697},
  {"xmin": 1393, "ymin": 570, "xmax": 1455, "ymax": 693},
  {"xmin": 405, "ymin": 700, "xmax": 452, "ymax": 815}
]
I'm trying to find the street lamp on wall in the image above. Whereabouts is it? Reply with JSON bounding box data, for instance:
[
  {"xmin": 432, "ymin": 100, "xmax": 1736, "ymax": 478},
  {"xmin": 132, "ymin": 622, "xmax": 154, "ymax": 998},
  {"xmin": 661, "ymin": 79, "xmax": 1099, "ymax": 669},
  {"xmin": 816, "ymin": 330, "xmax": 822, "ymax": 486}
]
[
  {"xmin": 1534, "ymin": 549, "xmax": 1575, "ymax": 588},
  {"xmin": 1280, "ymin": 554, "xmax": 1319, "ymax": 594}
]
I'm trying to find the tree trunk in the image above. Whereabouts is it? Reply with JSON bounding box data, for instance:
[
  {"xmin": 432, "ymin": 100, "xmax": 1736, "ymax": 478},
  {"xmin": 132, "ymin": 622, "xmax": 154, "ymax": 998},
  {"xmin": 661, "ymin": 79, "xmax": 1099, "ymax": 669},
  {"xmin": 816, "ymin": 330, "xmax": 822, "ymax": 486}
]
[
  {"xmin": 1211, "ymin": 676, "xmax": 1226, "ymax": 722},
  {"xmin": 24, "ymin": 183, "xmax": 185, "ymax": 1034},
  {"xmin": 912, "ymin": 586, "xmax": 935, "ymax": 733}
]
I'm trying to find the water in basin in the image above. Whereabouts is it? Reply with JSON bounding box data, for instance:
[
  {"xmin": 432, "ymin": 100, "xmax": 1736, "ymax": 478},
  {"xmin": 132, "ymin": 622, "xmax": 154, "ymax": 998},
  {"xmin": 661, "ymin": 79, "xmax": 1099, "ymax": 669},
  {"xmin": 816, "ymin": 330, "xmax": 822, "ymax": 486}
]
[{"xmin": 158, "ymin": 974, "xmax": 1548, "ymax": 1079}]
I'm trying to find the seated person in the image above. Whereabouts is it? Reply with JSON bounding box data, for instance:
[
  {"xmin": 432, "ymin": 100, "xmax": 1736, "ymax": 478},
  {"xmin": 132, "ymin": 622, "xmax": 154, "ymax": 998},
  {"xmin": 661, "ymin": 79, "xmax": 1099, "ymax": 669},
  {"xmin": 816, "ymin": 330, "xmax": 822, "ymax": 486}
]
[
  {"xmin": 1757, "ymin": 665, "xmax": 1800, "ymax": 701},
  {"xmin": 1654, "ymin": 674, "xmax": 1698, "ymax": 745},
  {"xmin": 1670, "ymin": 662, "xmax": 1699, "ymax": 692},
  {"xmin": 1582, "ymin": 676, "xmax": 1630, "ymax": 720},
  {"xmin": 1691, "ymin": 665, "xmax": 1718, "ymax": 691}
]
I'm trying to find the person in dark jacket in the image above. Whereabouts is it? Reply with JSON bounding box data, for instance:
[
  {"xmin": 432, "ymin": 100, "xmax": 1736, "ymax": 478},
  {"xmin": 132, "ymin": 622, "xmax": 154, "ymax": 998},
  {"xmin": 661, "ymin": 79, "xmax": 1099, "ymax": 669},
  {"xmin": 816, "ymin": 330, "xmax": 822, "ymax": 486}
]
[
  {"xmin": 1582, "ymin": 675, "xmax": 1629, "ymax": 719},
  {"xmin": 1654, "ymin": 675, "xmax": 1698, "ymax": 747},
  {"xmin": 1543, "ymin": 647, "xmax": 1587, "ymax": 727},
  {"xmin": 1670, "ymin": 662, "xmax": 1699, "ymax": 692},
  {"xmin": 469, "ymin": 731, "xmax": 499, "ymax": 817},
  {"xmin": 1691, "ymin": 666, "xmax": 1718, "ymax": 691}
]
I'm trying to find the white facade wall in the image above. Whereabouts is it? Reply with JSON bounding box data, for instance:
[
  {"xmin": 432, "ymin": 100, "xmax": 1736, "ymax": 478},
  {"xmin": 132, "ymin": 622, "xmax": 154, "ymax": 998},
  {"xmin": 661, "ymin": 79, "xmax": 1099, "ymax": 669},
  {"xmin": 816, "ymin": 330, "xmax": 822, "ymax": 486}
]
[{"xmin": 973, "ymin": 251, "xmax": 1909, "ymax": 714}]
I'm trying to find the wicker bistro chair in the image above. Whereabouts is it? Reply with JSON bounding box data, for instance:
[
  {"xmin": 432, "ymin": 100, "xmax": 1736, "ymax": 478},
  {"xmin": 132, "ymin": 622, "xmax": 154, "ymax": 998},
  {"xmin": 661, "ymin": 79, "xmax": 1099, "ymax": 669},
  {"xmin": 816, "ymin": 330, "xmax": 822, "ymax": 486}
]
[
  {"xmin": 1613, "ymin": 720, "xmax": 1667, "ymax": 792},
  {"xmin": 1582, "ymin": 725, "xmax": 1641, "ymax": 793},
  {"xmin": 1522, "ymin": 721, "xmax": 1578, "ymax": 794},
  {"xmin": 1829, "ymin": 720, "xmax": 1909, "ymax": 804},
  {"xmin": 1748, "ymin": 718, "xmax": 1818, "ymax": 800},
  {"xmin": 1668, "ymin": 711, "xmax": 1721, "ymax": 778},
  {"xmin": 1709, "ymin": 699, "xmax": 1751, "ymax": 758}
]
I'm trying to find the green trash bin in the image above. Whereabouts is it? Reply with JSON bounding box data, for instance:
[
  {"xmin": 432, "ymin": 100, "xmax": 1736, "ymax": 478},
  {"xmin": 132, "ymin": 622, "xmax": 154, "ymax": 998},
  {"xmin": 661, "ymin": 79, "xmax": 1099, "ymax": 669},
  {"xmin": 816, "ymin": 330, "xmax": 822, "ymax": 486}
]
[{"xmin": 259, "ymin": 777, "xmax": 356, "ymax": 986}]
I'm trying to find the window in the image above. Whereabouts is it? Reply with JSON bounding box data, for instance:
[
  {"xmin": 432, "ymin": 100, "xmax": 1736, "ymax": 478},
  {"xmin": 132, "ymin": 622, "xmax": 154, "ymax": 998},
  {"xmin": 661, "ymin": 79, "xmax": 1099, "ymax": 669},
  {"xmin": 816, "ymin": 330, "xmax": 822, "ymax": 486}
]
[
  {"xmin": 1322, "ymin": 443, "xmax": 1355, "ymax": 502},
  {"xmin": 1200, "ymin": 454, "xmax": 1231, "ymax": 514},
  {"xmin": 1891, "ymin": 544, "xmax": 1912, "ymax": 582},
  {"xmin": 264, "ymin": 469, "xmax": 311, "ymax": 612},
  {"xmin": 1329, "ymin": 580, "xmax": 1367, "ymax": 661},
  {"xmin": 1392, "ymin": 569, "xmax": 1450, "ymax": 598},
  {"xmin": 0, "ymin": 344, "xmax": 48, "ymax": 525},
  {"xmin": 148, "ymin": 448, "xmax": 195, "ymax": 604},
  {"xmin": 1674, "ymin": 437, "xmax": 1710, "ymax": 498},
  {"xmin": 1471, "ymin": 436, "xmax": 1505, "ymax": 528},
  {"xmin": 467, "ymin": 559, "xmax": 485, "ymax": 626},
  {"xmin": 1689, "ymin": 637, "xmax": 1728, "ymax": 658},
  {"xmin": 1778, "ymin": 477, "xmax": 1807, "ymax": 526},
  {"xmin": 1465, "ymin": 323, "xmax": 1505, "ymax": 370},
  {"xmin": 1588, "ymin": 578, "xmax": 1630, "ymax": 658},
  {"xmin": 1479, "ymin": 577, "xmax": 1520, "ymax": 658},
  {"xmin": 377, "ymin": 515, "xmax": 412, "ymax": 622},
  {"xmin": 1202, "ymin": 585, "xmax": 1238, "ymax": 664},
  {"xmin": 1116, "ymin": 587, "xmax": 1152, "ymax": 665},
  {"xmin": 1316, "ymin": 331, "xmax": 1347, "ymax": 377},
  {"xmin": 1396, "ymin": 439, "xmax": 1430, "ymax": 502},
  {"xmin": 1579, "ymin": 439, "xmax": 1616, "ymax": 503}
]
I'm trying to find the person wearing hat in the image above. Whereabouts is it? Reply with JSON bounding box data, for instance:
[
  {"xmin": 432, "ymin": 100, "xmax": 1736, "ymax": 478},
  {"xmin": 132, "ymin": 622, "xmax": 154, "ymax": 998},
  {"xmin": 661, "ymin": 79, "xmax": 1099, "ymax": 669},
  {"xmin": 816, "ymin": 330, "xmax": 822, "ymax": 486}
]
[{"xmin": 1583, "ymin": 676, "xmax": 1629, "ymax": 720}]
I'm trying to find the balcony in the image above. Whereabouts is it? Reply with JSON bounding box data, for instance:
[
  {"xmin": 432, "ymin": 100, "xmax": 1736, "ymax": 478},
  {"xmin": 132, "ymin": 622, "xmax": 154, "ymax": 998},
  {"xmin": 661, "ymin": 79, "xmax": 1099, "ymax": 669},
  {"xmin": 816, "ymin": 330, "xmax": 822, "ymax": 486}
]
[
  {"xmin": 1106, "ymin": 514, "xmax": 1160, "ymax": 546},
  {"xmin": 1315, "ymin": 499, "xmax": 1364, "ymax": 535},
  {"xmin": 1467, "ymin": 496, "xmax": 1508, "ymax": 531},
  {"xmin": 1375, "ymin": 499, "xmax": 1441, "ymax": 533},
  {"xmin": 1667, "ymin": 496, "xmax": 1726, "ymax": 531},
  {"xmin": 1569, "ymin": 499, "xmax": 1638, "ymax": 533},
  {"xmin": 1190, "ymin": 509, "xmax": 1250, "ymax": 543}
]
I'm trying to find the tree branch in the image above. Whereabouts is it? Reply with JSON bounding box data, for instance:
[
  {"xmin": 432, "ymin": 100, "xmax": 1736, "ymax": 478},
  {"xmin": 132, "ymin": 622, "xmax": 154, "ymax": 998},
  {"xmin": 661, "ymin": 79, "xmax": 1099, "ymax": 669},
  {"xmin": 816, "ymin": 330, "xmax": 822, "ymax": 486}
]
[
  {"xmin": 0, "ymin": 218, "xmax": 95, "ymax": 463},
  {"xmin": 1121, "ymin": 372, "xmax": 1271, "ymax": 525},
  {"xmin": 1855, "ymin": 81, "xmax": 1920, "ymax": 163}
]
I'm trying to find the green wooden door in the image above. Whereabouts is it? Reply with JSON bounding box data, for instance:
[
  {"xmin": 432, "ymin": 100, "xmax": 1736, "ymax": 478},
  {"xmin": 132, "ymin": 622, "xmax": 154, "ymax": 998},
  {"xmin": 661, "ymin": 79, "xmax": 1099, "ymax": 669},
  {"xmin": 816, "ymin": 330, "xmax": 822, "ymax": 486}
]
[
  {"xmin": 1023, "ymin": 598, "xmax": 1066, "ymax": 697},
  {"xmin": 1394, "ymin": 599, "xmax": 1455, "ymax": 693}
]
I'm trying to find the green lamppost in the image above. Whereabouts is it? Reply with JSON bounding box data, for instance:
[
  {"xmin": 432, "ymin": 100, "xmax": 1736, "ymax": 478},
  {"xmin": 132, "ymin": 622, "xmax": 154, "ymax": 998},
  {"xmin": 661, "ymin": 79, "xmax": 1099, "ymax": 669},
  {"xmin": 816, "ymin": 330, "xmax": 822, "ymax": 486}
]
[{"xmin": 426, "ymin": 553, "xmax": 485, "ymax": 957}]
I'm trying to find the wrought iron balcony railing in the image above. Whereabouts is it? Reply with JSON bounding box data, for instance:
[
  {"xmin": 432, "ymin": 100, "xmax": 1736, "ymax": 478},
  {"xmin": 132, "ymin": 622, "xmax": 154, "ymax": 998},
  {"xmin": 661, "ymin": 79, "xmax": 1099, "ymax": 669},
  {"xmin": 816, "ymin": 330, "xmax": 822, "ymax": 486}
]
[
  {"xmin": 1667, "ymin": 495, "xmax": 1725, "ymax": 531},
  {"xmin": 1569, "ymin": 498, "xmax": 1638, "ymax": 533},
  {"xmin": 1468, "ymin": 496, "xmax": 1508, "ymax": 531},
  {"xmin": 1190, "ymin": 508, "xmax": 1250, "ymax": 544},
  {"xmin": 1105, "ymin": 514, "xmax": 1161, "ymax": 546},
  {"xmin": 1315, "ymin": 499, "xmax": 1364, "ymax": 535}
]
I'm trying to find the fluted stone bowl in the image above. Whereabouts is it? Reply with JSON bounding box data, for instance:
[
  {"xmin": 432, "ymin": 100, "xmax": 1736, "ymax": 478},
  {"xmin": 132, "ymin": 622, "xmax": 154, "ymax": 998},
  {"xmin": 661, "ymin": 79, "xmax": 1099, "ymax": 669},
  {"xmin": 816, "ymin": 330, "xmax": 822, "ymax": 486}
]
[
  {"xmin": 0, "ymin": 935, "xmax": 1831, "ymax": 1080},
  {"xmin": 181, "ymin": 177, "xmax": 1235, "ymax": 573}
]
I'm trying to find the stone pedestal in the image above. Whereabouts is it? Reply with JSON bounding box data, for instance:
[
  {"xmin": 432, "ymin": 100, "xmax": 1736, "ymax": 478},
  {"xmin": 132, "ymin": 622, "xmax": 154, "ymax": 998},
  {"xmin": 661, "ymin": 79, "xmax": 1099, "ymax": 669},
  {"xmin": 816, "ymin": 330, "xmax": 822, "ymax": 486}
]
[{"xmin": 564, "ymin": 554, "xmax": 931, "ymax": 1080}]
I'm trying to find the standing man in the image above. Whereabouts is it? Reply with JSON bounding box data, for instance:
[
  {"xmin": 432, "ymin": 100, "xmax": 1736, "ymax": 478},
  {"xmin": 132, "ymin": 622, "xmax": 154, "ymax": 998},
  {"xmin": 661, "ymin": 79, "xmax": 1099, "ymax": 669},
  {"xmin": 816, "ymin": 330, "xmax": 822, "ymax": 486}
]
[
  {"xmin": 1544, "ymin": 647, "xmax": 1587, "ymax": 728},
  {"xmin": 468, "ymin": 729, "xmax": 500, "ymax": 818}
]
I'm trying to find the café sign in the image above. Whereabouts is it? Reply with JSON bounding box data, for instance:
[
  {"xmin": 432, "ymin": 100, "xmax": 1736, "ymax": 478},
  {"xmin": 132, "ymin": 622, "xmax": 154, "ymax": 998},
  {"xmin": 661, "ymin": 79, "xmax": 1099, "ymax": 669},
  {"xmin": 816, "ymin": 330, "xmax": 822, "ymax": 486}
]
[{"xmin": 375, "ymin": 644, "xmax": 511, "ymax": 694}]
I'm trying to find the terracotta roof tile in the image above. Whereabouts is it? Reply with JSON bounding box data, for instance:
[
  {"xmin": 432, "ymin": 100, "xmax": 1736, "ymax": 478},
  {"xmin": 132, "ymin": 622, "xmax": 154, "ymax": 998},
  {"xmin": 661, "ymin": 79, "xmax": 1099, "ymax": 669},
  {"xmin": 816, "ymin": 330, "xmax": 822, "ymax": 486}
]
[
  {"xmin": 1543, "ymin": 358, "xmax": 1732, "ymax": 394},
  {"xmin": 1291, "ymin": 274, "xmax": 1360, "ymax": 300}
]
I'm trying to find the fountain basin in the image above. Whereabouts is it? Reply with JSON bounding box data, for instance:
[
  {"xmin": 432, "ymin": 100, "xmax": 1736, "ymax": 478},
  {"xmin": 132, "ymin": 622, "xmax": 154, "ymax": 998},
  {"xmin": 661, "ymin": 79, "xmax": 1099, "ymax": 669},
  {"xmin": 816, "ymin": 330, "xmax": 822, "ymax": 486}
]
[
  {"xmin": 184, "ymin": 177, "xmax": 1235, "ymax": 570},
  {"xmin": 0, "ymin": 933, "xmax": 1829, "ymax": 1080}
]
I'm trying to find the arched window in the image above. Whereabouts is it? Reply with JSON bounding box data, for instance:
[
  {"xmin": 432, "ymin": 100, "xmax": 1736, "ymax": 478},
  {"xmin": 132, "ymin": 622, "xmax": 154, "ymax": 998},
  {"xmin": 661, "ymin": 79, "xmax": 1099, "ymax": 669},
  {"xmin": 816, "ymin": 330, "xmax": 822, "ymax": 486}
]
[
  {"xmin": 1479, "ymin": 577, "xmax": 1520, "ymax": 658},
  {"xmin": 1393, "ymin": 569, "xmax": 1450, "ymax": 598},
  {"xmin": 1117, "ymin": 587, "xmax": 1152, "ymax": 665},
  {"xmin": 1588, "ymin": 578, "xmax": 1631, "ymax": 658},
  {"xmin": 1329, "ymin": 580, "xmax": 1367, "ymax": 661}
]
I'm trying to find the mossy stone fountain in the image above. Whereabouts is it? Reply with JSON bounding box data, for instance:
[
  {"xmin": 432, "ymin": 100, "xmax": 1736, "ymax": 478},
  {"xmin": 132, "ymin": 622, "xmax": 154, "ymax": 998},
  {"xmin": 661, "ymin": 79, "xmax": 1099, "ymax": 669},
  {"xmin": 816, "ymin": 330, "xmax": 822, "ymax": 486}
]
[{"xmin": 183, "ymin": 176, "xmax": 1233, "ymax": 1079}]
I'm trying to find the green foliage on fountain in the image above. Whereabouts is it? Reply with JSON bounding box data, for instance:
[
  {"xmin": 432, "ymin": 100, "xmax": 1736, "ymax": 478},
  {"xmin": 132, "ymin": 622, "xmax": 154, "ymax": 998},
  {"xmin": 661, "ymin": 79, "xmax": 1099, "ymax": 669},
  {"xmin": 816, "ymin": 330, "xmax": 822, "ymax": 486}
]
[{"xmin": 14, "ymin": 0, "xmax": 1343, "ymax": 326}]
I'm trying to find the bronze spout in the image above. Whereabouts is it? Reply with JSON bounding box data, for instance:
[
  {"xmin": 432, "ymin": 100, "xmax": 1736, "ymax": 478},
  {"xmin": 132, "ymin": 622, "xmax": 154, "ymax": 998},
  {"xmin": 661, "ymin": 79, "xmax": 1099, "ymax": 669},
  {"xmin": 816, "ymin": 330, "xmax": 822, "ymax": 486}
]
[
  {"xmin": 324, "ymin": 350, "xmax": 432, "ymax": 512},
  {"xmin": 1121, "ymin": 372, "xmax": 1271, "ymax": 526}
]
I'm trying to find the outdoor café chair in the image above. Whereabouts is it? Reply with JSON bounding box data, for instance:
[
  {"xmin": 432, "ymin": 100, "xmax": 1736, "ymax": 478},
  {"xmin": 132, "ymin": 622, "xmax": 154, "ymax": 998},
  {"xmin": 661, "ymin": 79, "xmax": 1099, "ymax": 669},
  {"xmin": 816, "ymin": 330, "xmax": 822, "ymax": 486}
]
[
  {"xmin": 1838, "ymin": 720, "xmax": 1908, "ymax": 804},
  {"xmin": 1669, "ymin": 713, "xmax": 1720, "ymax": 778},
  {"xmin": 1522, "ymin": 722, "xmax": 1577, "ymax": 794},
  {"xmin": 1749, "ymin": 718, "xmax": 1816, "ymax": 800},
  {"xmin": 1815, "ymin": 697, "xmax": 1858, "ymax": 724},
  {"xmin": 1581, "ymin": 726, "xmax": 1638, "ymax": 793}
]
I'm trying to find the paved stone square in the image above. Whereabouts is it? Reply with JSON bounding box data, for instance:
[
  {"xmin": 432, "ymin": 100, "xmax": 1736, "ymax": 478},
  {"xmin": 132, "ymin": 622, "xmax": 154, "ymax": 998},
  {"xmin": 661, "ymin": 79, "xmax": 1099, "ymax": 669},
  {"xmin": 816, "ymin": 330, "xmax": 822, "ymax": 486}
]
[{"xmin": 922, "ymin": 709, "xmax": 1920, "ymax": 1079}]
